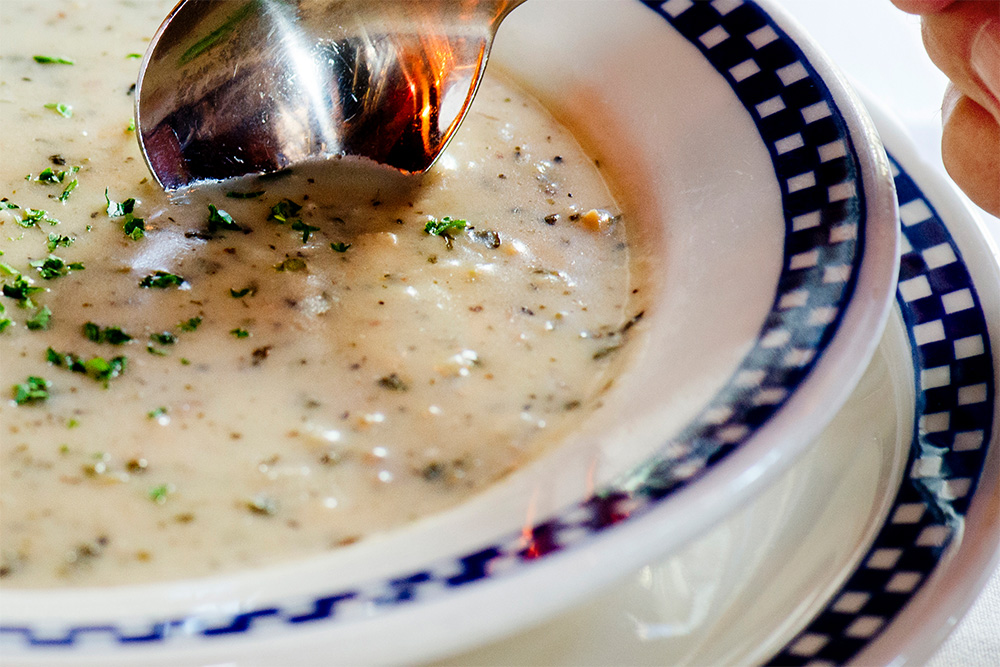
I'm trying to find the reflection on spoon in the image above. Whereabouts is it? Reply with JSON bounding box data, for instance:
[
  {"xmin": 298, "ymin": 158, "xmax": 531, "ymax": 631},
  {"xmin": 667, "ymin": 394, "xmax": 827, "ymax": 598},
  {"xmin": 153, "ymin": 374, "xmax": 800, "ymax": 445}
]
[{"xmin": 135, "ymin": 0, "xmax": 526, "ymax": 191}]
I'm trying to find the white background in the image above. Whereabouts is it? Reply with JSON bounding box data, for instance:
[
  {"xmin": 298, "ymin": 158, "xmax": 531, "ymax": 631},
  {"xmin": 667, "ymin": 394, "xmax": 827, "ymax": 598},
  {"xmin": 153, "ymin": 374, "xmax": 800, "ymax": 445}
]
[{"xmin": 776, "ymin": 1, "xmax": 1000, "ymax": 664}]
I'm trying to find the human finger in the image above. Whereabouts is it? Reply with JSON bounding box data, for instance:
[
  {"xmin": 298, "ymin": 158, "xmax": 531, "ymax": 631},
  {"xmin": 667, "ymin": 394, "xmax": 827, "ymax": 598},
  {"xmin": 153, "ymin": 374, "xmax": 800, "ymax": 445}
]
[
  {"xmin": 921, "ymin": 3, "xmax": 1000, "ymax": 123},
  {"xmin": 941, "ymin": 84, "xmax": 1000, "ymax": 216},
  {"xmin": 890, "ymin": 0, "xmax": 955, "ymax": 15}
]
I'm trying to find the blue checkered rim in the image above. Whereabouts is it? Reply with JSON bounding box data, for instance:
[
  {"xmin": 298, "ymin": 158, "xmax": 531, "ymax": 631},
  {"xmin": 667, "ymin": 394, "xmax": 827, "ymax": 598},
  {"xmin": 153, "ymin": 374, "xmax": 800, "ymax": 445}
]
[
  {"xmin": 0, "ymin": 0, "xmax": 880, "ymax": 649},
  {"xmin": 767, "ymin": 156, "xmax": 995, "ymax": 665}
]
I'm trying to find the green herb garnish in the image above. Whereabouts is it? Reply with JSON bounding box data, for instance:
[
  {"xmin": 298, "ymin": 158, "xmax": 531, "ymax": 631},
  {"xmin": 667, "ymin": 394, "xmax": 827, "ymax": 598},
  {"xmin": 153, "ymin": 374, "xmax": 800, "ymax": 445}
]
[
  {"xmin": 150, "ymin": 331, "xmax": 177, "ymax": 346},
  {"xmin": 13, "ymin": 376, "xmax": 51, "ymax": 404},
  {"xmin": 122, "ymin": 216, "xmax": 145, "ymax": 240},
  {"xmin": 424, "ymin": 216, "xmax": 468, "ymax": 237},
  {"xmin": 105, "ymin": 189, "xmax": 145, "ymax": 240},
  {"xmin": 58, "ymin": 179, "xmax": 78, "ymax": 202},
  {"xmin": 35, "ymin": 166, "xmax": 78, "ymax": 184},
  {"xmin": 17, "ymin": 208, "xmax": 58, "ymax": 228},
  {"xmin": 83, "ymin": 322, "xmax": 132, "ymax": 344},
  {"xmin": 177, "ymin": 316, "xmax": 202, "ymax": 332},
  {"xmin": 31, "ymin": 255, "xmax": 84, "ymax": 280},
  {"xmin": 330, "ymin": 242, "xmax": 351, "ymax": 253},
  {"xmin": 207, "ymin": 204, "xmax": 240, "ymax": 232},
  {"xmin": 139, "ymin": 271, "xmax": 185, "ymax": 289},
  {"xmin": 44, "ymin": 102, "xmax": 73, "ymax": 118},
  {"xmin": 268, "ymin": 198, "xmax": 302, "ymax": 223},
  {"xmin": 291, "ymin": 219, "xmax": 320, "ymax": 243},
  {"xmin": 226, "ymin": 190, "xmax": 265, "ymax": 199},
  {"xmin": 148, "ymin": 483, "xmax": 174, "ymax": 504},
  {"xmin": 424, "ymin": 216, "xmax": 468, "ymax": 248},
  {"xmin": 229, "ymin": 286, "xmax": 255, "ymax": 298},
  {"xmin": 26, "ymin": 305, "xmax": 52, "ymax": 330},
  {"xmin": 33, "ymin": 55, "xmax": 74, "ymax": 65},
  {"xmin": 147, "ymin": 406, "xmax": 168, "ymax": 419},
  {"xmin": 47, "ymin": 347, "xmax": 127, "ymax": 387},
  {"xmin": 2, "ymin": 275, "xmax": 43, "ymax": 306},
  {"xmin": 105, "ymin": 190, "xmax": 136, "ymax": 217},
  {"xmin": 47, "ymin": 233, "xmax": 74, "ymax": 251},
  {"xmin": 230, "ymin": 328, "xmax": 250, "ymax": 338}
]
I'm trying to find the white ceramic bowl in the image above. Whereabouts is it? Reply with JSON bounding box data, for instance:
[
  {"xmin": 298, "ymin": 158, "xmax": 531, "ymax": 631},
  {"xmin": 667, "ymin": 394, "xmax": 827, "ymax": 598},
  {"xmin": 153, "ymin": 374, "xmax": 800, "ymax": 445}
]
[{"xmin": 0, "ymin": 0, "xmax": 899, "ymax": 664}]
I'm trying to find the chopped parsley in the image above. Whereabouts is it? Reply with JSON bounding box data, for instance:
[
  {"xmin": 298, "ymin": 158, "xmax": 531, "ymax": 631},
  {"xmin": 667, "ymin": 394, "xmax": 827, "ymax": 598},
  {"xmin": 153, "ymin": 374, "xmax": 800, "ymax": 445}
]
[
  {"xmin": 83, "ymin": 322, "xmax": 132, "ymax": 344},
  {"xmin": 47, "ymin": 233, "xmax": 74, "ymax": 251},
  {"xmin": 58, "ymin": 179, "xmax": 79, "ymax": 202},
  {"xmin": 291, "ymin": 220, "xmax": 320, "ymax": 243},
  {"xmin": 424, "ymin": 216, "xmax": 468, "ymax": 237},
  {"xmin": 105, "ymin": 189, "xmax": 145, "ymax": 240},
  {"xmin": 177, "ymin": 316, "xmax": 202, "ymax": 331},
  {"xmin": 229, "ymin": 286, "xmax": 255, "ymax": 298},
  {"xmin": 268, "ymin": 198, "xmax": 302, "ymax": 223},
  {"xmin": 13, "ymin": 376, "xmax": 51, "ymax": 404},
  {"xmin": 35, "ymin": 166, "xmax": 78, "ymax": 183},
  {"xmin": 139, "ymin": 271, "xmax": 185, "ymax": 289},
  {"xmin": 31, "ymin": 255, "xmax": 84, "ymax": 280},
  {"xmin": 2, "ymin": 275, "xmax": 43, "ymax": 307},
  {"xmin": 148, "ymin": 483, "xmax": 174, "ymax": 504},
  {"xmin": 17, "ymin": 208, "xmax": 58, "ymax": 228},
  {"xmin": 207, "ymin": 203, "xmax": 241, "ymax": 232},
  {"xmin": 149, "ymin": 331, "xmax": 176, "ymax": 345},
  {"xmin": 44, "ymin": 102, "xmax": 73, "ymax": 118},
  {"xmin": 47, "ymin": 347, "xmax": 127, "ymax": 387},
  {"xmin": 330, "ymin": 242, "xmax": 351, "ymax": 253},
  {"xmin": 25, "ymin": 305, "xmax": 52, "ymax": 330},
  {"xmin": 147, "ymin": 406, "xmax": 168, "ymax": 419},
  {"xmin": 0, "ymin": 303, "xmax": 11, "ymax": 333},
  {"xmin": 230, "ymin": 328, "xmax": 250, "ymax": 338},
  {"xmin": 105, "ymin": 190, "xmax": 136, "ymax": 217},
  {"xmin": 33, "ymin": 55, "xmax": 75, "ymax": 65},
  {"xmin": 126, "ymin": 118, "xmax": 136, "ymax": 133},
  {"xmin": 126, "ymin": 53, "xmax": 142, "ymax": 59},
  {"xmin": 424, "ymin": 217, "xmax": 468, "ymax": 248}
]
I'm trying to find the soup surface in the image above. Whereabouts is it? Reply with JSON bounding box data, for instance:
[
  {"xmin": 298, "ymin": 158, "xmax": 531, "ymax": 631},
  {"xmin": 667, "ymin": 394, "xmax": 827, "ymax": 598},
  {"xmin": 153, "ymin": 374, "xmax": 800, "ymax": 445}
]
[{"xmin": 0, "ymin": 0, "xmax": 641, "ymax": 587}]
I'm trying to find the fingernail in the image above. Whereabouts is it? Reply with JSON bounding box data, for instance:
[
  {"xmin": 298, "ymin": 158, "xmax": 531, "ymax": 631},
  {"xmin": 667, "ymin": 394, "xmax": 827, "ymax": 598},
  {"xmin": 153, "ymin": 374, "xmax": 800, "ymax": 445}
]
[{"xmin": 971, "ymin": 19, "xmax": 1000, "ymax": 101}]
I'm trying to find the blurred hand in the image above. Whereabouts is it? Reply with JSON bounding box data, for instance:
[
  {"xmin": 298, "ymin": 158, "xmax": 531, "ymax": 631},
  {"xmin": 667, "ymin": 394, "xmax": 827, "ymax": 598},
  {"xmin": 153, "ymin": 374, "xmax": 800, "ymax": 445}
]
[{"xmin": 891, "ymin": 0, "xmax": 999, "ymax": 216}]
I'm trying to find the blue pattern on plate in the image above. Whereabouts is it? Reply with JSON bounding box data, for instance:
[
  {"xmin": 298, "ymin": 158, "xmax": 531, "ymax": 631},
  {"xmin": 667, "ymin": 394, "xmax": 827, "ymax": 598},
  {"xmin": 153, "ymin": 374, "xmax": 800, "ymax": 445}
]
[
  {"xmin": 0, "ymin": 0, "xmax": 901, "ymax": 652},
  {"xmin": 767, "ymin": 156, "xmax": 995, "ymax": 665},
  {"xmin": 624, "ymin": 0, "xmax": 867, "ymax": 496}
]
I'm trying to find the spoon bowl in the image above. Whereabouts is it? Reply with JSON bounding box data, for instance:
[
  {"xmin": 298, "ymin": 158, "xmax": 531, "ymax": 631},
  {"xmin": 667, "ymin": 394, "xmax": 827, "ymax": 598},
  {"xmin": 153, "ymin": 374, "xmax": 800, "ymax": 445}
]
[{"xmin": 135, "ymin": 0, "xmax": 525, "ymax": 190}]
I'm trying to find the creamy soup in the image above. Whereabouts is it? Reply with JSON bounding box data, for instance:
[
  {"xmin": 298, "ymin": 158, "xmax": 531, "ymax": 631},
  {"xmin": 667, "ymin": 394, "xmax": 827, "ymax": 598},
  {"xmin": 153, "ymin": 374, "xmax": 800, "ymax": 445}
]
[{"xmin": 0, "ymin": 0, "xmax": 643, "ymax": 587}]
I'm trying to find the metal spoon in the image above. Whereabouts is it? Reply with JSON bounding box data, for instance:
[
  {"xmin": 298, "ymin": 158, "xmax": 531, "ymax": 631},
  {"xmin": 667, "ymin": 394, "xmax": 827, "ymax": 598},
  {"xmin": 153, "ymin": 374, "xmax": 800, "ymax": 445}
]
[{"xmin": 135, "ymin": 0, "xmax": 526, "ymax": 191}]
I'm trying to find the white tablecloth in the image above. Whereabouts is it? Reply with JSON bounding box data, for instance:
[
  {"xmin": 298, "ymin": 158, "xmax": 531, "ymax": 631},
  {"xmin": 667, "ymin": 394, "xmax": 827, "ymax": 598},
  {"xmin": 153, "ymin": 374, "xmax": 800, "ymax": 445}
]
[{"xmin": 777, "ymin": 1, "xmax": 1000, "ymax": 664}]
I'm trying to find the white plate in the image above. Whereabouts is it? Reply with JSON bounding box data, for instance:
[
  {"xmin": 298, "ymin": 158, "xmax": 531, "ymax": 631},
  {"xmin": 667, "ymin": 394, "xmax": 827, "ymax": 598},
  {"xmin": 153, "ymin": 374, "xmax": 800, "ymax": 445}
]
[
  {"xmin": 440, "ymin": 100, "xmax": 1000, "ymax": 666},
  {"xmin": 0, "ymin": 0, "xmax": 900, "ymax": 664}
]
